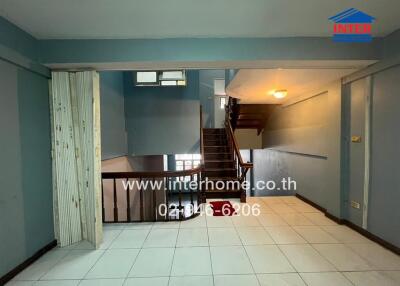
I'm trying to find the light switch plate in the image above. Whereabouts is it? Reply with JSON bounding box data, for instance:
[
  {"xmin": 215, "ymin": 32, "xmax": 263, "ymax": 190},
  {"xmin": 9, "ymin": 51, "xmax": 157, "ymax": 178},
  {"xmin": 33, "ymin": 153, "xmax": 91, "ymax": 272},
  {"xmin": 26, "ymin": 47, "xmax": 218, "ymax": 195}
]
[{"xmin": 351, "ymin": 201, "xmax": 361, "ymax": 209}]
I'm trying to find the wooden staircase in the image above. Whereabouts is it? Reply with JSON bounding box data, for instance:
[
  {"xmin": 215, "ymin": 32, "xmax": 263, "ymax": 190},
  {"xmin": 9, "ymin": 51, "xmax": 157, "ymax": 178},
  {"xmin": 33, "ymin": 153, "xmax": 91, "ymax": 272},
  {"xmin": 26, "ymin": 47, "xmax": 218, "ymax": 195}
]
[
  {"xmin": 229, "ymin": 98, "xmax": 277, "ymax": 135},
  {"xmin": 202, "ymin": 128, "xmax": 245, "ymax": 202},
  {"xmin": 198, "ymin": 101, "xmax": 253, "ymax": 203}
]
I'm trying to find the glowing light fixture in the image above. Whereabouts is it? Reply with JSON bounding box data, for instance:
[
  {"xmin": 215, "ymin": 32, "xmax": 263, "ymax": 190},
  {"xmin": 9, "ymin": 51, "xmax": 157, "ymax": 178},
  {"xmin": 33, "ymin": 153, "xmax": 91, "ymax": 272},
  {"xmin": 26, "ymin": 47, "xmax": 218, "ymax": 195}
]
[{"xmin": 273, "ymin": 89, "xmax": 287, "ymax": 99}]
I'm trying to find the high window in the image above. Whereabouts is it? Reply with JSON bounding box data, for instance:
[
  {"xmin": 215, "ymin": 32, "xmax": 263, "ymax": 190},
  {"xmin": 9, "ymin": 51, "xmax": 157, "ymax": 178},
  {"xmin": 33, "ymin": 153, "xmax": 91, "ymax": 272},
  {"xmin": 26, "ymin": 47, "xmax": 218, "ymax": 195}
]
[
  {"xmin": 175, "ymin": 154, "xmax": 201, "ymax": 171},
  {"xmin": 135, "ymin": 70, "xmax": 186, "ymax": 86}
]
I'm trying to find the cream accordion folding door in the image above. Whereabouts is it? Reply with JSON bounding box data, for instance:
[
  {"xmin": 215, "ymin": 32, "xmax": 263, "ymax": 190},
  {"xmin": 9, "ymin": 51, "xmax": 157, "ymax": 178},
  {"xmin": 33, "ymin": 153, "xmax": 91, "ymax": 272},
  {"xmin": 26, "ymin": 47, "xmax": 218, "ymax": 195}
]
[{"xmin": 49, "ymin": 71, "xmax": 102, "ymax": 248}]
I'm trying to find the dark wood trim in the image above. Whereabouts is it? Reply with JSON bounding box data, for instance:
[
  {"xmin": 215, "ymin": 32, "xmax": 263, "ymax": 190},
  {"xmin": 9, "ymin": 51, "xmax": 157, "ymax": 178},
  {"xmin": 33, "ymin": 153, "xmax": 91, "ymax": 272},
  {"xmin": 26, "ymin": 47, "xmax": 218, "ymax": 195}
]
[
  {"xmin": 200, "ymin": 105, "xmax": 205, "ymax": 168},
  {"xmin": 325, "ymin": 211, "xmax": 345, "ymax": 225},
  {"xmin": 101, "ymin": 155, "xmax": 129, "ymax": 161},
  {"xmin": 204, "ymin": 190, "xmax": 242, "ymax": 199},
  {"xmin": 102, "ymin": 166, "xmax": 201, "ymax": 179},
  {"xmin": 296, "ymin": 193, "xmax": 400, "ymax": 255},
  {"xmin": 344, "ymin": 219, "xmax": 400, "ymax": 255},
  {"xmin": 0, "ymin": 240, "xmax": 57, "ymax": 285},
  {"xmin": 295, "ymin": 193, "xmax": 326, "ymax": 213}
]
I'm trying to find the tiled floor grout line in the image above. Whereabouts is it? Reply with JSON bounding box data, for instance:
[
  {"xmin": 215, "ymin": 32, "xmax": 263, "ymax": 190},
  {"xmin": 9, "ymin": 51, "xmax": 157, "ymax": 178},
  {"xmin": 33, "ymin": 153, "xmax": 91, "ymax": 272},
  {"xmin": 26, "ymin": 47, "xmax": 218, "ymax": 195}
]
[
  {"xmin": 265, "ymin": 199, "xmax": 328, "ymax": 286},
  {"xmin": 279, "ymin": 200, "xmax": 358, "ymax": 286},
  {"xmin": 10, "ymin": 197, "xmax": 400, "ymax": 286},
  {"xmin": 231, "ymin": 216, "xmax": 261, "ymax": 286},
  {"xmin": 205, "ymin": 211, "xmax": 216, "ymax": 286},
  {"xmin": 79, "ymin": 227, "xmax": 127, "ymax": 283},
  {"xmin": 121, "ymin": 225, "xmax": 153, "ymax": 286},
  {"xmin": 259, "ymin": 199, "xmax": 344, "ymax": 285},
  {"xmin": 34, "ymin": 248, "xmax": 72, "ymax": 282},
  {"xmin": 267, "ymin": 201, "xmax": 311, "ymax": 285},
  {"xmin": 251, "ymin": 199, "xmax": 311, "ymax": 285},
  {"xmin": 273, "ymin": 202, "xmax": 341, "ymax": 272},
  {"xmin": 166, "ymin": 218, "xmax": 182, "ymax": 286}
]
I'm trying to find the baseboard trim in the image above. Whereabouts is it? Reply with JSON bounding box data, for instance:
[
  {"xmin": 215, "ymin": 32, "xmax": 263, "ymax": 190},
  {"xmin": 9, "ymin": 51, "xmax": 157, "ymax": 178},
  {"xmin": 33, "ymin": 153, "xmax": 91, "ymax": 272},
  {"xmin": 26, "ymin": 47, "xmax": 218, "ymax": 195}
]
[
  {"xmin": 325, "ymin": 211, "xmax": 345, "ymax": 225},
  {"xmin": 295, "ymin": 193, "xmax": 400, "ymax": 255},
  {"xmin": 0, "ymin": 240, "xmax": 57, "ymax": 285},
  {"xmin": 343, "ymin": 219, "xmax": 400, "ymax": 255},
  {"xmin": 295, "ymin": 193, "xmax": 326, "ymax": 213}
]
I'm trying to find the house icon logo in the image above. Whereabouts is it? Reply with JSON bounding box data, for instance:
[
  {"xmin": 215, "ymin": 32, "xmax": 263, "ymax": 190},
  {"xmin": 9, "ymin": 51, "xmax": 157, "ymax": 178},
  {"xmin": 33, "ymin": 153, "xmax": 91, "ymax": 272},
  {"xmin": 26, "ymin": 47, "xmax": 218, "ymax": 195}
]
[{"xmin": 329, "ymin": 8, "xmax": 375, "ymax": 42}]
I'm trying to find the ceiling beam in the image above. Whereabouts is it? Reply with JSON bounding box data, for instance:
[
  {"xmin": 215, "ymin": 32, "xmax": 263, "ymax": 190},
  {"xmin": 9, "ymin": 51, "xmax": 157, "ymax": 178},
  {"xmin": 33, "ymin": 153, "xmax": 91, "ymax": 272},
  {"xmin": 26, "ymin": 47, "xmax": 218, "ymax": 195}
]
[{"xmin": 40, "ymin": 37, "xmax": 382, "ymax": 69}]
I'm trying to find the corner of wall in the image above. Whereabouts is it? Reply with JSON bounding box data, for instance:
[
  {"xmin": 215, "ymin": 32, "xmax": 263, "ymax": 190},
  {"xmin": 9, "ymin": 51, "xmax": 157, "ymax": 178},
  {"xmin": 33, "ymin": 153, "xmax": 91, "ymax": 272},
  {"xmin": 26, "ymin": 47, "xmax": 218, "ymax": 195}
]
[{"xmin": 0, "ymin": 16, "xmax": 49, "ymax": 78}]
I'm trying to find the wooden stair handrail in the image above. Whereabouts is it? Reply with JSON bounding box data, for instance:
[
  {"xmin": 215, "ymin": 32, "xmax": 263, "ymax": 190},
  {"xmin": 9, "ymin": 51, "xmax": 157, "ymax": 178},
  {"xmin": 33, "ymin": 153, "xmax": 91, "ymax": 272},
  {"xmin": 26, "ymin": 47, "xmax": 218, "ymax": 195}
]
[
  {"xmin": 102, "ymin": 107, "xmax": 206, "ymax": 223},
  {"xmin": 225, "ymin": 119, "xmax": 253, "ymax": 169},
  {"xmin": 200, "ymin": 105, "xmax": 205, "ymax": 168},
  {"xmin": 224, "ymin": 97, "xmax": 253, "ymax": 182},
  {"xmin": 102, "ymin": 166, "xmax": 202, "ymax": 179}
]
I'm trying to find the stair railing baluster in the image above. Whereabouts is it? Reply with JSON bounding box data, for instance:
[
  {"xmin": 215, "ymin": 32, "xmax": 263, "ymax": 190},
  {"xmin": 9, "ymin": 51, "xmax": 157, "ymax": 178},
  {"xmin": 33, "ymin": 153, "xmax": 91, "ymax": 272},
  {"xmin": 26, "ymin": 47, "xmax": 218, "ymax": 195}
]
[
  {"xmin": 139, "ymin": 177, "xmax": 144, "ymax": 221},
  {"xmin": 190, "ymin": 174, "xmax": 194, "ymax": 206},
  {"xmin": 101, "ymin": 179, "xmax": 105, "ymax": 222},
  {"xmin": 126, "ymin": 178, "xmax": 131, "ymax": 222},
  {"xmin": 178, "ymin": 179, "xmax": 182, "ymax": 220},
  {"xmin": 152, "ymin": 178, "xmax": 157, "ymax": 222},
  {"xmin": 113, "ymin": 178, "xmax": 118, "ymax": 222}
]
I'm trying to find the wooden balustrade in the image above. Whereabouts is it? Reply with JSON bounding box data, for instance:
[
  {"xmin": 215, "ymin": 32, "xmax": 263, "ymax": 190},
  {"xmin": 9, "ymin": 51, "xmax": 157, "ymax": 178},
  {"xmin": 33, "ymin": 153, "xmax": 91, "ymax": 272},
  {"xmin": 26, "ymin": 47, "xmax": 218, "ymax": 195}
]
[
  {"xmin": 102, "ymin": 105, "xmax": 205, "ymax": 223},
  {"xmin": 101, "ymin": 167, "xmax": 202, "ymax": 223},
  {"xmin": 225, "ymin": 97, "xmax": 253, "ymax": 183},
  {"xmin": 101, "ymin": 102, "xmax": 252, "ymax": 223}
]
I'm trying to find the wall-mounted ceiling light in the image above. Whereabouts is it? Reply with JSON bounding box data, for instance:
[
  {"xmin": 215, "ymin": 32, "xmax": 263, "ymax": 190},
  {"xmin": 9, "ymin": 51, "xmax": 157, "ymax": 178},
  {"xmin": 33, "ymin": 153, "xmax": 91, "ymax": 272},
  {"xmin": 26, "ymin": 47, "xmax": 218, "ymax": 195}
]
[{"xmin": 273, "ymin": 89, "xmax": 287, "ymax": 99}]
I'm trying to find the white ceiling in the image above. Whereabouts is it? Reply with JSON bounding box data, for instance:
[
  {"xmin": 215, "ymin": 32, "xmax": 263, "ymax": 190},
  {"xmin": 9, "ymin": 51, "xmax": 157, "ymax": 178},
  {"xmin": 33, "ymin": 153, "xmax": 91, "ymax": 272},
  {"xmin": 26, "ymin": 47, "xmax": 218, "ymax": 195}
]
[
  {"xmin": 226, "ymin": 68, "xmax": 359, "ymax": 104},
  {"xmin": 1, "ymin": 0, "xmax": 399, "ymax": 39}
]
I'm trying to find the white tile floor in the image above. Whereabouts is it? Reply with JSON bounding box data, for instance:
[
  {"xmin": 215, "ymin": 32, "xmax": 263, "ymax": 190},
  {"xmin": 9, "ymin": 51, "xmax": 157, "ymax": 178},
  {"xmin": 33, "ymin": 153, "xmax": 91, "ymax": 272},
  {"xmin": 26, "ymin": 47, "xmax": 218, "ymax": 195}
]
[{"xmin": 8, "ymin": 196, "xmax": 400, "ymax": 286}]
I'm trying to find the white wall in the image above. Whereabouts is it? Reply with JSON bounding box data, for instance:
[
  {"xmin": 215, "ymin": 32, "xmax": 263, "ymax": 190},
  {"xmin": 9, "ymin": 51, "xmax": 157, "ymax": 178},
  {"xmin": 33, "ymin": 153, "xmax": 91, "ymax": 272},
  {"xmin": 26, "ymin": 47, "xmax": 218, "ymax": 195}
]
[{"xmin": 235, "ymin": 129, "xmax": 262, "ymax": 149}]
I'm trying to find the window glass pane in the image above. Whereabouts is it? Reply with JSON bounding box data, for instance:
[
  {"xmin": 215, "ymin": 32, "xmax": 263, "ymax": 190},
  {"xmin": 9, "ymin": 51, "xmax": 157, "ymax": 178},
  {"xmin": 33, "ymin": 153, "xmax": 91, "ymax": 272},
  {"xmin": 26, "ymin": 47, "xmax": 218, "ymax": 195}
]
[
  {"xmin": 161, "ymin": 71, "xmax": 183, "ymax": 80},
  {"xmin": 137, "ymin": 71, "xmax": 157, "ymax": 83},
  {"xmin": 176, "ymin": 165, "xmax": 183, "ymax": 171},
  {"xmin": 181, "ymin": 154, "xmax": 192, "ymax": 160},
  {"xmin": 161, "ymin": 80, "xmax": 177, "ymax": 86},
  {"xmin": 185, "ymin": 161, "xmax": 192, "ymax": 166},
  {"xmin": 220, "ymin": 97, "xmax": 227, "ymax": 109},
  {"xmin": 214, "ymin": 79, "xmax": 226, "ymax": 95},
  {"xmin": 193, "ymin": 154, "xmax": 201, "ymax": 160},
  {"xmin": 177, "ymin": 80, "xmax": 186, "ymax": 86},
  {"xmin": 193, "ymin": 160, "xmax": 200, "ymax": 166},
  {"xmin": 176, "ymin": 160, "xmax": 183, "ymax": 166},
  {"xmin": 184, "ymin": 165, "xmax": 192, "ymax": 170}
]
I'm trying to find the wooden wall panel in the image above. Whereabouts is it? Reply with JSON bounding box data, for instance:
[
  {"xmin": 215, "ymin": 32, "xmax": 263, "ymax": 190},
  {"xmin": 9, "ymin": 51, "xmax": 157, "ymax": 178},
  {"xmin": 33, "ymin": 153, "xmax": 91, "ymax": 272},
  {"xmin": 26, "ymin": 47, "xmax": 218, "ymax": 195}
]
[{"xmin": 50, "ymin": 71, "xmax": 102, "ymax": 248}]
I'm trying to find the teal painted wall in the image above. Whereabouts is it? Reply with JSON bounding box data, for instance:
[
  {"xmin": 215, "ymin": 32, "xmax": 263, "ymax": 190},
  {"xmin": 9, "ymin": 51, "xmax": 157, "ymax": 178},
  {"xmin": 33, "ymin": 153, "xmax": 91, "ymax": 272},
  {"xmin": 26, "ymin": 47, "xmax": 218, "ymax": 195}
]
[
  {"xmin": 100, "ymin": 71, "xmax": 127, "ymax": 159},
  {"xmin": 0, "ymin": 17, "xmax": 38, "ymax": 61},
  {"xmin": 260, "ymin": 82, "xmax": 343, "ymax": 217},
  {"xmin": 199, "ymin": 70, "xmax": 225, "ymax": 128},
  {"xmin": 0, "ymin": 58, "xmax": 53, "ymax": 277},
  {"xmin": 383, "ymin": 29, "xmax": 400, "ymax": 59},
  {"xmin": 124, "ymin": 70, "xmax": 200, "ymax": 155},
  {"xmin": 368, "ymin": 65, "xmax": 400, "ymax": 247},
  {"xmin": 343, "ymin": 65, "xmax": 400, "ymax": 248},
  {"xmin": 0, "ymin": 17, "xmax": 48, "ymax": 77}
]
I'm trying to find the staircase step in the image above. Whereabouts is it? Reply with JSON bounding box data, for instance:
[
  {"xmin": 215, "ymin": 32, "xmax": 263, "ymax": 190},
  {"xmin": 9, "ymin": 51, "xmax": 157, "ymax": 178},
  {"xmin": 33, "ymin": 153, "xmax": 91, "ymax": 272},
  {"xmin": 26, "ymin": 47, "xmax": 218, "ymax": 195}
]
[
  {"xmin": 205, "ymin": 176, "xmax": 238, "ymax": 181},
  {"xmin": 204, "ymin": 139, "xmax": 228, "ymax": 147},
  {"xmin": 204, "ymin": 146, "xmax": 230, "ymax": 153},
  {"xmin": 204, "ymin": 160, "xmax": 235, "ymax": 169},
  {"xmin": 204, "ymin": 132, "xmax": 227, "ymax": 137},
  {"xmin": 204, "ymin": 168, "xmax": 237, "ymax": 177},
  {"xmin": 204, "ymin": 153, "xmax": 233, "ymax": 160},
  {"xmin": 203, "ymin": 128, "xmax": 225, "ymax": 135}
]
